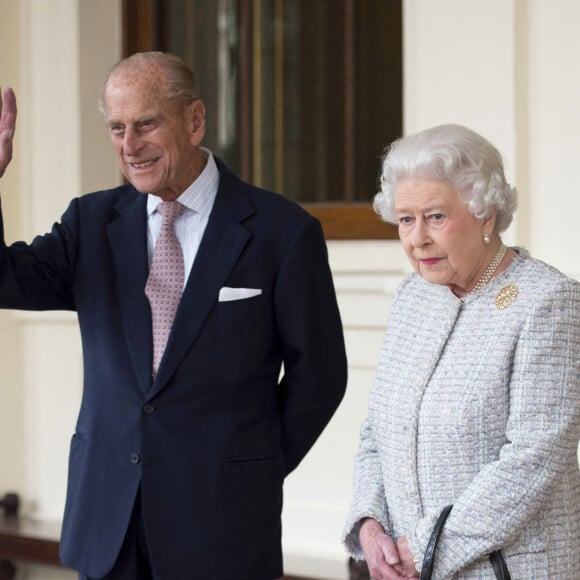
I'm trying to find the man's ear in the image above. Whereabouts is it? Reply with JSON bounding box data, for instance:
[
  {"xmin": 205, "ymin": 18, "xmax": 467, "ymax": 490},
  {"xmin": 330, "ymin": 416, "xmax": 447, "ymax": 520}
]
[{"xmin": 188, "ymin": 100, "xmax": 206, "ymax": 146}]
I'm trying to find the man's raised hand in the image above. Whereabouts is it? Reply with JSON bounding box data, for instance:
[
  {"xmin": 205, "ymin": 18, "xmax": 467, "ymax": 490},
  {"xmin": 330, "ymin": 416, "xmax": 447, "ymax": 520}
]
[{"xmin": 0, "ymin": 87, "xmax": 17, "ymax": 178}]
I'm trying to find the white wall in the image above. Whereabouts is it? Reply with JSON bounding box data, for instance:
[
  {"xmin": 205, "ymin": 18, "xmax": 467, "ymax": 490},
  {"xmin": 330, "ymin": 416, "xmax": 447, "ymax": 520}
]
[{"xmin": 1, "ymin": 1, "xmax": 580, "ymax": 580}]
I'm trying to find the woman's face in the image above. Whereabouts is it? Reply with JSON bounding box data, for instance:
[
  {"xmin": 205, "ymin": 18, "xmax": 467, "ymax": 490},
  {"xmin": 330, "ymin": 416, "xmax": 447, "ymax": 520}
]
[{"xmin": 395, "ymin": 178, "xmax": 494, "ymax": 296}]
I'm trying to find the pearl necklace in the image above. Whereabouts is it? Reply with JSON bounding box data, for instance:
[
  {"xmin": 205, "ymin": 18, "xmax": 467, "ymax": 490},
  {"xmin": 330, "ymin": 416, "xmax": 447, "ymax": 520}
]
[{"xmin": 471, "ymin": 243, "xmax": 507, "ymax": 293}]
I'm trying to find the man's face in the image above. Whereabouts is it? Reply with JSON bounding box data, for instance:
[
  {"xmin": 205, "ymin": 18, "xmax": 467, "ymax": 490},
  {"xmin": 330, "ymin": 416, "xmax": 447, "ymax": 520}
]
[{"xmin": 104, "ymin": 68, "xmax": 206, "ymax": 201}]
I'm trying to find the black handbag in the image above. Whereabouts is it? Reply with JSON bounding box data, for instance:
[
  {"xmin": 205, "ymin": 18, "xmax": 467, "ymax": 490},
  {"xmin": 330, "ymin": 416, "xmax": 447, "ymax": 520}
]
[{"xmin": 419, "ymin": 505, "xmax": 511, "ymax": 580}]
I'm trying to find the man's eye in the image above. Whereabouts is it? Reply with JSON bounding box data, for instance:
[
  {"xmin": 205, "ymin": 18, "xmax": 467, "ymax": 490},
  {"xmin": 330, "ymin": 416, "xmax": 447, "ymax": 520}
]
[
  {"xmin": 110, "ymin": 126, "xmax": 124, "ymax": 136},
  {"xmin": 399, "ymin": 216, "xmax": 412, "ymax": 224},
  {"xmin": 429, "ymin": 213, "xmax": 444, "ymax": 221},
  {"xmin": 140, "ymin": 120, "xmax": 156, "ymax": 131}
]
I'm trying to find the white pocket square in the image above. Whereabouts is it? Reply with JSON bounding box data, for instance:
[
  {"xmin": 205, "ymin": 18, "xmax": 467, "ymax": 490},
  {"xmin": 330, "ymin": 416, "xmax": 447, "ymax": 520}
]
[{"xmin": 218, "ymin": 287, "xmax": 262, "ymax": 302}]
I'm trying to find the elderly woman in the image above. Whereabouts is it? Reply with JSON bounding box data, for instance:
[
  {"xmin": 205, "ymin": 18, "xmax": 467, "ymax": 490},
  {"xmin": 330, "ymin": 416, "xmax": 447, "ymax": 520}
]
[{"xmin": 343, "ymin": 124, "xmax": 580, "ymax": 579}]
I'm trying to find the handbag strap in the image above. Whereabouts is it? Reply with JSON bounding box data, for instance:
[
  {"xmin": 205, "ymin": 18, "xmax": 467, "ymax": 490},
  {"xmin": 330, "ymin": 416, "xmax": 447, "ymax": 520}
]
[
  {"xmin": 419, "ymin": 505, "xmax": 511, "ymax": 580},
  {"xmin": 420, "ymin": 505, "xmax": 453, "ymax": 580},
  {"xmin": 490, "ymin": 550, "xmax": 511, "ymax": 580}
]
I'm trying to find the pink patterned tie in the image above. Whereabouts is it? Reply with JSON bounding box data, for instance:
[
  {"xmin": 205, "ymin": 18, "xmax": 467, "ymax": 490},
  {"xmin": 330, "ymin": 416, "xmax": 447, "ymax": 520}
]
[{"xmin": 145, "ymin": 201, "xmax": 185, "ymax": 376}]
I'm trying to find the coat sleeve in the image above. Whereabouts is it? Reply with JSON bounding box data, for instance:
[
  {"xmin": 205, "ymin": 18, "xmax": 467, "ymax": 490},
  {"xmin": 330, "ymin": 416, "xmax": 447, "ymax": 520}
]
[
  {"xmin": 342, "ymin": 416, "xmax": 393, "ymax": 559},
  {"xmin": 407, "ymin": 277, "xmax": 580, "ymax": 577},
  {"xmin": 274, "ymin": 215, "xmax": 347, "ymax": 475},
  {"xmin": 341, "ymin": 279, "xmax": 412, "ymax": 559},
  {"xmin": 0, "ymin": 197, "xmax": 78, "ymax": 311}
]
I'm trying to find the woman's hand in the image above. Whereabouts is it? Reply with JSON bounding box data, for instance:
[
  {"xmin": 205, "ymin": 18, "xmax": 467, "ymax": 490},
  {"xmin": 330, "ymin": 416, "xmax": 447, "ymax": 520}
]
[
  {"xmin": 396, "ymin": 536, "xmax": 419, "ymax": 578},
  {"xmin": 359, "ymin": 519, "xmax": 419, "ymax": 579}
]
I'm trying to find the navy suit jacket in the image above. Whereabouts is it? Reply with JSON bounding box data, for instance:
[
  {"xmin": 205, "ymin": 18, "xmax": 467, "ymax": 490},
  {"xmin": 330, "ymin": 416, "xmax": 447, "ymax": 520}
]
[{"xmin": 0, "ymin": 161, "xmax": 347, "ymax": 579}]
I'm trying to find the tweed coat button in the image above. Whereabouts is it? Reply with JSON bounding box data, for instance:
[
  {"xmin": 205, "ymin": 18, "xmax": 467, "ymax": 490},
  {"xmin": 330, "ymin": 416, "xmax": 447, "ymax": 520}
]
[{"xmin": 130, "ymin": 453, "xmax": 141, "ymax": 464}]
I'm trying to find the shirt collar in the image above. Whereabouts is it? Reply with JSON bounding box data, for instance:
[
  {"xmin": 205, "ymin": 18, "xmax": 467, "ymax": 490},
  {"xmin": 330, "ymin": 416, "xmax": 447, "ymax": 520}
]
[{"xmin": 146, "ymin": 147, "xmax": 219, "ymax": 216}]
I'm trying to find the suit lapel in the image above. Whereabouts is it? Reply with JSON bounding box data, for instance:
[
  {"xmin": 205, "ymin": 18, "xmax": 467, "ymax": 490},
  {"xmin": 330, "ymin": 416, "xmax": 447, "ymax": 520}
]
[
  {"xmin": 151, "ymin": 165, "xmax": 255, "ymax": 396},
  {"xmin": 106, "ymin": 190, "xmax": 153, "ymax": 394}
]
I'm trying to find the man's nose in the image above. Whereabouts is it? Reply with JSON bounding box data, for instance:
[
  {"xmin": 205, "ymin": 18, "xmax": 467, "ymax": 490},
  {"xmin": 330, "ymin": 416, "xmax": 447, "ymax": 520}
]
[{"xmin": 123, "ymin": 128, "xmax": 144, "ymax": 155}]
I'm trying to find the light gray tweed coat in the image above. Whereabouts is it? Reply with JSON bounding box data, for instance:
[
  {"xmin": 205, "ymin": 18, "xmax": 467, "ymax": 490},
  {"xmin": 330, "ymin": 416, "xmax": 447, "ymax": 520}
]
[{"xmin": 344, "ymin": 249, "xmax": 580, "ymax": 578}]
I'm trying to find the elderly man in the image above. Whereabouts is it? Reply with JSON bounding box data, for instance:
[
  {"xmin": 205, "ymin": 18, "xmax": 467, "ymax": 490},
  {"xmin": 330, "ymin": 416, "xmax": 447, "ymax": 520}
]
[{"xmin": 0, "ymin": 52, "xmax": 347, "ymax": 580}]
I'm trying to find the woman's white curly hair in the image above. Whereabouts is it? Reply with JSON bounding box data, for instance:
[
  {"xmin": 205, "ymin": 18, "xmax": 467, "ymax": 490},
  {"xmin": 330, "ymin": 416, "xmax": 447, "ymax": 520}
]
[{"xmin": 373, "ymin": 124, "xmax": 518, "ymax": 233}]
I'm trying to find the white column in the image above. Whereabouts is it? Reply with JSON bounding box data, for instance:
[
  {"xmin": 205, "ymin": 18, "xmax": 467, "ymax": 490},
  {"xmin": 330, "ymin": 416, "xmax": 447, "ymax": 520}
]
[
  {"xmin": 282, "ymin": 240, "xmax": 409, "ymax": 580},
  {"xmin": 12, "ymin": 3, "xmax": 120, "ymax": 579},
  {"xmin": 16, "ymin": 0, "xmax": 121, "ymax": 519},
  {"xmin": 403, "ymin": 0, "xmax": 519, "ymax": 247},
  {"xmin": 0, "ymin": 0, "xmax": 25, "ymax": 498},
  {"xmin": 522, "ymin": 0, "xmax": 580, "ymax": 277}
]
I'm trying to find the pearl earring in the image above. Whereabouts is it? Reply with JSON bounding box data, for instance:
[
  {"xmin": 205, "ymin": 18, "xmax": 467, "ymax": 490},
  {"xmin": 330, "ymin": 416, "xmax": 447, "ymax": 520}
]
[{"xmin": 483, "ymin": 233, "xmax": 491, "ymax": 244}]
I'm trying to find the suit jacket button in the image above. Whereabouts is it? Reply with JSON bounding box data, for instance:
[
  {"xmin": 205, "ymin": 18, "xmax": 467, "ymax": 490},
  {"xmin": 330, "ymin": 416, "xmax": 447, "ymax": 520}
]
[
  {"xmin": 143, "ymin": 404, "xmax": 155, "ymax": 414},
  {"xmin": 130, "ymin": 453, "xmax": 140, "ymax": 464}
]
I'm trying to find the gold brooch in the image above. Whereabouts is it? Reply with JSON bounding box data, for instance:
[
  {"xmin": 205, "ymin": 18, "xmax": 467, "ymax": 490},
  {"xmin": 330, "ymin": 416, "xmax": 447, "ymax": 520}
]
[{"xmin": 495, "ymin": 284, "xmax": 519, "ymax": 309}]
